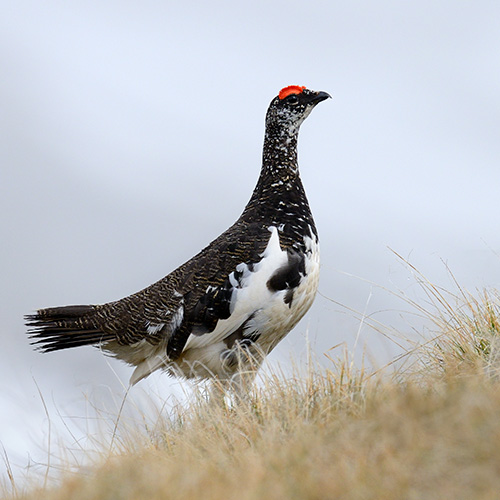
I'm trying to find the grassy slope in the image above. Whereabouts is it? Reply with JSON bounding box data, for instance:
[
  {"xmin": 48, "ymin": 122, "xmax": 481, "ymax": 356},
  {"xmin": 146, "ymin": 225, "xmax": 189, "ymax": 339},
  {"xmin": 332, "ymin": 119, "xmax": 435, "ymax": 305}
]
[{"xmin": 6, "ymin": 283, "xmax": 500, "ymax": 500}]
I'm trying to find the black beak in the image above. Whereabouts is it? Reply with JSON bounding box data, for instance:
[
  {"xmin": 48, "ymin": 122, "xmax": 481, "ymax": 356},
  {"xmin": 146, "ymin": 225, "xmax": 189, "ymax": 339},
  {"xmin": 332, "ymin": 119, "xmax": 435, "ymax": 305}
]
[{"xmin": 304, "ymin": 90, "xmax": 331, "ymax": 106}]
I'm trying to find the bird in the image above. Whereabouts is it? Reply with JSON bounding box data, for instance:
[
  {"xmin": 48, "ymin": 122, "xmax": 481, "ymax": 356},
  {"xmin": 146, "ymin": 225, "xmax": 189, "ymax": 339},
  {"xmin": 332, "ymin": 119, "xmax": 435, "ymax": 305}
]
[{"xmin": 26, "ymin": 85, "xmax": 331, "ymax": 395}]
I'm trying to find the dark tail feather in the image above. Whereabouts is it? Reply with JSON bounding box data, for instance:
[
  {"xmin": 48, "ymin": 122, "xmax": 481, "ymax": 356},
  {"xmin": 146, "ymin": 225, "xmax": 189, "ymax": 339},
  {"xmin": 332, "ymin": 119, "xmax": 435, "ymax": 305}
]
[{"xmin": 26, "ymin": 304, "xmax": 115, "ymax": 352}]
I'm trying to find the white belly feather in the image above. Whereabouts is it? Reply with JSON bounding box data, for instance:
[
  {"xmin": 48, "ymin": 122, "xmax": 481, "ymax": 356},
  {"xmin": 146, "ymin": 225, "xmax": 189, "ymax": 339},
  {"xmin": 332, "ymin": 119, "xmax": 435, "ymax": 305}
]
[{"xmin": 179, "ymin": 226, "xmax": 320, "ymax": 378}]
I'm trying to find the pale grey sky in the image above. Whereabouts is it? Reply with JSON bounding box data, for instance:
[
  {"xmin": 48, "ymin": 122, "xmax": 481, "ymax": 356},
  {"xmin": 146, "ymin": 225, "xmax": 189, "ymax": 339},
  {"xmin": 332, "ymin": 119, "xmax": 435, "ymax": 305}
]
[{"xmin": 1, "ymin": 0, "xmax": 500, "ymax": 479}]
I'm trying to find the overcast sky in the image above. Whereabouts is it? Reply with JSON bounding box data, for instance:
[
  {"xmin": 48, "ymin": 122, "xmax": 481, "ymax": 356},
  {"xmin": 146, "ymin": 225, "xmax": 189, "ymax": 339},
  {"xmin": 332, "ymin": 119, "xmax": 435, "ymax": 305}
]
[{"xmin": 1, "ymin": 0, "xmax": 500, "ymax": 480}]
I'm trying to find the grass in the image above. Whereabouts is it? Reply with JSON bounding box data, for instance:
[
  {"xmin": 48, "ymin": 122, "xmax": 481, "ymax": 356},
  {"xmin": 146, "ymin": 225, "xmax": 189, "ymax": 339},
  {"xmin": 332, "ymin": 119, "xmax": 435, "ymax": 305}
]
[{"xmin": 4, "ymin": 268, "xmax": 500, "ymax": 500}]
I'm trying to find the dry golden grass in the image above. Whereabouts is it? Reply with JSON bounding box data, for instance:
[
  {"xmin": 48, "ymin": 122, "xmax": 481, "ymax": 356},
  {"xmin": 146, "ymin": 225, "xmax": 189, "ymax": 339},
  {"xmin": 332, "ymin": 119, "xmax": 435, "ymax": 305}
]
[{"xmin": 5, "ymin": 272, "xmax": 500, "ymax": 500}]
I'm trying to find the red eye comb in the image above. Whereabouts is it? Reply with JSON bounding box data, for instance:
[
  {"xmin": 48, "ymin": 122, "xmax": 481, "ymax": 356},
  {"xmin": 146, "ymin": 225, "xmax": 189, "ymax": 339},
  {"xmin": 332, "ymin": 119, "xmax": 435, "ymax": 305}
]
[{"xmin": 278, "ymin": 85, "xmax": 306, "ymax": 100}]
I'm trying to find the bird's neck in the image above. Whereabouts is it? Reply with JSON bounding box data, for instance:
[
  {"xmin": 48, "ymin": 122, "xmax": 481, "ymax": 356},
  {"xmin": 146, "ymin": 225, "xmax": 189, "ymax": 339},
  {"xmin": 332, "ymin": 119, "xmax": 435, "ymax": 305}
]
[
  {"xmin": 247, "ymin": 124, "xmax": 301, "ymax": 206},
  {"xmin": 261, "ymin": 124, "xmax": 299, "ymax": 179},
  {"xmin": 242, "ymin": 124, "xmax": 309, "ymax": 218},
  {"xmin": 239, "ymin": 123, "xmax": 317, "ymax": 245}
]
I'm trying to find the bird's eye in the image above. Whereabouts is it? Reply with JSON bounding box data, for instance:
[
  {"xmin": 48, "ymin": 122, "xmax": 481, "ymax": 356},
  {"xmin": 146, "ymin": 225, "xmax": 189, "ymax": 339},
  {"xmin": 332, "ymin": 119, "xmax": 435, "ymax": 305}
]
[{"xmin": 288, "ymin": 95, "xmax": 299, "ymax": 105}]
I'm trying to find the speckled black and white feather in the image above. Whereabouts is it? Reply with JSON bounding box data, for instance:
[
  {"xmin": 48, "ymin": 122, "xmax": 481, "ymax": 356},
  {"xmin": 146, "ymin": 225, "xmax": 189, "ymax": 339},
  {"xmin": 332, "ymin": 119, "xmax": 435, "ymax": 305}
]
[{"xmin": 26, "ymin": 87, "xmax": 330, "ymax": 388}]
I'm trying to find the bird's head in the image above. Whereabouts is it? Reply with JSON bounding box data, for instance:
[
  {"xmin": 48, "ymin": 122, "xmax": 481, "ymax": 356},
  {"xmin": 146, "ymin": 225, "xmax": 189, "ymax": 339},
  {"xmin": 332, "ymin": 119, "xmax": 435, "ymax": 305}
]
[{"xmin": 266, "ymin": 85, "xmax": 331, "ymax": 135}]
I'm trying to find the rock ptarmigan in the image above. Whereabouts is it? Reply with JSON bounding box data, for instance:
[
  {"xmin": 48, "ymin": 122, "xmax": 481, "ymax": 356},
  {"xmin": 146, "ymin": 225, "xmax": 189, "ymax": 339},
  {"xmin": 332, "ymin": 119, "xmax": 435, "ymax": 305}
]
[{"xmin": 26, "ymin": 85, "xmax": 331, "ymax": 393}]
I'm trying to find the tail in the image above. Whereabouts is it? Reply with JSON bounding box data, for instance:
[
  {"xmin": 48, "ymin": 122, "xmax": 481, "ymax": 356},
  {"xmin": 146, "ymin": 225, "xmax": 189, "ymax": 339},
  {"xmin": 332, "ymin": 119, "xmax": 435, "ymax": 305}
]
[{"xmin": 26, "ymin": 304, "xmax": 115, "ymax": 352}]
